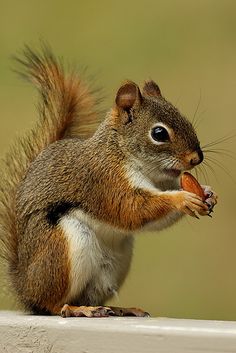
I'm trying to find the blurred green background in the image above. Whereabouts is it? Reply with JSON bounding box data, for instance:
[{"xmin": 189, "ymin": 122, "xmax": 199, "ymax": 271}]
[{"xmin": 0, "ymin": 0, "xmax": 236, "ymax": 320}]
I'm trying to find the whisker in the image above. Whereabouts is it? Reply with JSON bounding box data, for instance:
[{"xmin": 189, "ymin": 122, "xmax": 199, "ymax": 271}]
[
  {"xmin": 174, "ymin": 94, "xmax": 182, "ymax": 106},
  {"xmin": 204, "ymin": 156, "xmax": 236, "ymax": 184},
  {"xmin": 127, "ymin": 155, "xmax": 171, "ymax": 188},
  {"xmin": 193, "ymin": 109, "xmax": 207, "ymax": 130},
  {"xmin": 203, "ymin": 148, "xmax": 236, "ymax": 161},
  {"xmin": 191, "ymin": 90, "xmax": 202, "ymax": 129},
  {"xmin": 202, "ymin": 133, "xmax": 236, "ymax": 149},
  {"xmin": 205, "ymin": 155, "xmax": 231, "ymax": 170},
  {"xmin": 202, "ymin": 160, "xmax": 219, "ymax": 183},
  {"xmin": 192, "ymin": 167, "xmax": 199, "ymax": 181},
  {"xmin": 197, "ymin": 164, "xmax": 209, "ymax": 184},
  {"xmin": 140, "ymin": 156, "xmax": 181, "ymax": 188}
]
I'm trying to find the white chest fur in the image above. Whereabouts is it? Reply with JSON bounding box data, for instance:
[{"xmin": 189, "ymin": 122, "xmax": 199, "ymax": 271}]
[{"xmin": 60, "ymin": 213, "xmax": 133, "ymax": 305}]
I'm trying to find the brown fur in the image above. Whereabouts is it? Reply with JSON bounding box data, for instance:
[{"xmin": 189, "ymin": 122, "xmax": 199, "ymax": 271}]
[
  {"xmin": 0, "ymin": 46, "xmax": 207, "ymax": 314},
  {"xmin": 16, "ymin": 214, "xmax": 70, "ymax": 313}
]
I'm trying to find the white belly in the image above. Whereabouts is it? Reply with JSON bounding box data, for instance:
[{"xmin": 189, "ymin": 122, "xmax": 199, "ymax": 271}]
[{"xmin": 59, "ymin": 212, "xmax": 133, "ymax": 305}]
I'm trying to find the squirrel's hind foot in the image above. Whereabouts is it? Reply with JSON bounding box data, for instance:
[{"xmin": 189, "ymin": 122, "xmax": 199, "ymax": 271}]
[
  {"xmin": 61, "ymin": 304, "xmax": 114, "ymax": 318},
  {"xmin": 109, "ymin": 306, "xmax": 150, "ymax": 317},
  {"xmin": 60, "ymin": 304, "xmax": 150, "ymax": 318}
]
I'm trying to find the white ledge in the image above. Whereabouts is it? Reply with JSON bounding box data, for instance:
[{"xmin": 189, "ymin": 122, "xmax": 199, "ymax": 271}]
[{"xmin": 1, "ymin": 311, "xmax": 236, "ymax": 353}]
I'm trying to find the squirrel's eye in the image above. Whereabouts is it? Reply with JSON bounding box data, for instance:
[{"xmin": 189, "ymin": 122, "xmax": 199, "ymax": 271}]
[{"xmin": 151, "ymin": 126, "xmax": 170, "ymax": 143}]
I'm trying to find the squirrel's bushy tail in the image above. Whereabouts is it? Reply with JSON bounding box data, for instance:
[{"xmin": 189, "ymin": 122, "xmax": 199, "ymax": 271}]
[{"xmin": 0, "ymin": 45, "xmax": 101, "ymax": 278}]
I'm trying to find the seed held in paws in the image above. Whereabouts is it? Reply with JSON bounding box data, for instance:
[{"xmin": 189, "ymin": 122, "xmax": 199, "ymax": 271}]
[{"xmin": 181, "ymin": 172, "xmax": 205, "ymax": 201}]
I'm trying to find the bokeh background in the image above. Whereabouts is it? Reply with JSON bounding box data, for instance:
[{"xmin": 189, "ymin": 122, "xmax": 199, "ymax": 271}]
[{"xmin": 0, "ymin": 0, "xmax": 236, "ymax": 320}]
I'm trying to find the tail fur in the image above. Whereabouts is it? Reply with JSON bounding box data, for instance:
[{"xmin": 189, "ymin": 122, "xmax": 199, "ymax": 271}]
[{"xmin": 0, "ymin": 45, "xmax": 101, "ymax": 282}]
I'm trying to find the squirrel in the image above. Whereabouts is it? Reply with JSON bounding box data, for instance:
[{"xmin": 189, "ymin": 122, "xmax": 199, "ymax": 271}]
[{"xmin": 0, "ymin": 46, "xmax": 217, "ymax": 318}]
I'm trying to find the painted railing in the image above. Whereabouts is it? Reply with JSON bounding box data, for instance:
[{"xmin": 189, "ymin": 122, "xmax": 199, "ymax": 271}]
[{"xmin": 1, "ymin": 311, "xmax": 236, "ymax": 353}]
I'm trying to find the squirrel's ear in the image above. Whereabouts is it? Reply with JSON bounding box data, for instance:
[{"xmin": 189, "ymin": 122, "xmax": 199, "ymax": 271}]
[
  {"xmin": 116, "ymin": 81, "xmax": 142, "ymax": 111},
  {"xmin": 143, "ymin": 80, "xmax": 162, "ymax": 97}
]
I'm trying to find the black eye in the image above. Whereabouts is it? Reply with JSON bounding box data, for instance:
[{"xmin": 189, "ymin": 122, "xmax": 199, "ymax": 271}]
[{"xmin": 151, "ymin": 126, "xmax": 170, "ymax": 142}]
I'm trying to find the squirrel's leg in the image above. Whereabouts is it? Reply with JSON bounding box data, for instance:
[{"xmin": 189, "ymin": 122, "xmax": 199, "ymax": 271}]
[{"xmin": 16, "ymin": 213, "xmax": 71, "ymax": 314}]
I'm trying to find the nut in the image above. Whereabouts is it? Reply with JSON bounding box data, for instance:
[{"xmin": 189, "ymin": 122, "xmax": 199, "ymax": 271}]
[{"xmin": 180, "ymin": 172, "xmax": 205, "ymax": 201}]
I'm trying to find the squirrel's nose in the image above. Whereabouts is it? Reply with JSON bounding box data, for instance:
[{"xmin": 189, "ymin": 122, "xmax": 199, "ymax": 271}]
[{"xmin": 190, "ymin": 148, "xmax": 204, "ymax": 166}]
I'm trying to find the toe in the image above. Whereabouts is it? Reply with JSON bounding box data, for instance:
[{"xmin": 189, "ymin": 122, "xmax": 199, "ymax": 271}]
[{"xmin": 61, "ymin": 304, "xmax": 72, "ymax": 318}]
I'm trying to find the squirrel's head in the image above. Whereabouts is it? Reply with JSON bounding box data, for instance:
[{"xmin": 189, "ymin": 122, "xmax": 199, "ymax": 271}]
[{"xmin": 111, "ymin": 80, "xmax": 203, "ymax": 179}]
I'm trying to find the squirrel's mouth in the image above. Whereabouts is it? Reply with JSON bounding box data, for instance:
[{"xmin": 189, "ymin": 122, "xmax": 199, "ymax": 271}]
[{"xmin": 163, "ymin": 168, "xmax": 182, "ymax": 178}]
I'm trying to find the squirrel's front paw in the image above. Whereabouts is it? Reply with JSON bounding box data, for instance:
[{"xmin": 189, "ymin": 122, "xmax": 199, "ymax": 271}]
[
  {"xmin": 174, "ymin": 191, "xmax": 209, "ymax": 218},
  {"xmin": 202, "ymin": 185, "xmax": 218, "ymax": 213}
]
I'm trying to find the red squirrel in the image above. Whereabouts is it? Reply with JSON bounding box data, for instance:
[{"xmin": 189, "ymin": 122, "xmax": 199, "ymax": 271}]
[{"xmin": 0, "ymin": 46, "xmax": 217, "ymax": 317}]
